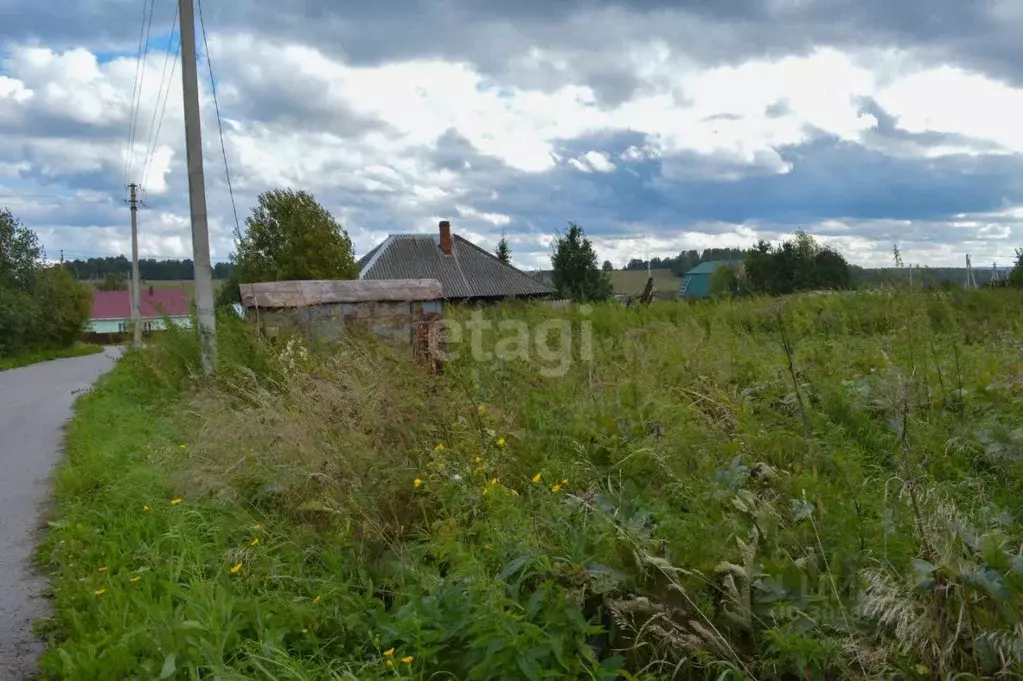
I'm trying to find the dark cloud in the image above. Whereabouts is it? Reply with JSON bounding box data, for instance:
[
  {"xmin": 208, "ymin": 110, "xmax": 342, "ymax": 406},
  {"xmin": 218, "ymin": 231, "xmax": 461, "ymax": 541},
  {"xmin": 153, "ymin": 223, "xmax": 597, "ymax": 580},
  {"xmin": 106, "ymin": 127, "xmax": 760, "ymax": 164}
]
[{"xmin": 5, "ymin": 0, "xmax": 1023, "ymax": 102}]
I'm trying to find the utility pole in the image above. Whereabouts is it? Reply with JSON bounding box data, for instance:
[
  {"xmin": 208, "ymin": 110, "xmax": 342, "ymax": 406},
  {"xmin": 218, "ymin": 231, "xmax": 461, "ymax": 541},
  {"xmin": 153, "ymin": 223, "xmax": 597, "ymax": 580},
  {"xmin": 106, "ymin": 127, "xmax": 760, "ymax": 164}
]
[
  {"xmin": 129, "ymin": 183, "xmax": 142, "ymax": 348},
  {"xmin": 179, "ymin": 0, "xmax": 217, "ymax": 371}
]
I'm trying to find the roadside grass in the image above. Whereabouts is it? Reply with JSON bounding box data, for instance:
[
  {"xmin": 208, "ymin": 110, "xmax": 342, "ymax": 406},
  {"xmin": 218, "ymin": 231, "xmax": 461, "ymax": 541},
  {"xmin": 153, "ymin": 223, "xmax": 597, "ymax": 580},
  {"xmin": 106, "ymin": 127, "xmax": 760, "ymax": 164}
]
[
  {"xmin": 37, "ymin": 289, "xmax": 1023, "ymax": 680},
  {"xmin": 0, "ymin": 343, "xmax": 103, "ymax": 372}
]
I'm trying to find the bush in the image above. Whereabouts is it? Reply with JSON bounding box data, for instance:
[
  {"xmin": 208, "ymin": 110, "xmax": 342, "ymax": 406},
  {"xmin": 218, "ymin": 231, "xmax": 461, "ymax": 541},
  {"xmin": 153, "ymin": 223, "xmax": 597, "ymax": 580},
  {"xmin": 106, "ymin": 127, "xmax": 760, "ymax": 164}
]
[{"xmin": 0, "ymin": 208, "xmax": 92, "ymax": 356}]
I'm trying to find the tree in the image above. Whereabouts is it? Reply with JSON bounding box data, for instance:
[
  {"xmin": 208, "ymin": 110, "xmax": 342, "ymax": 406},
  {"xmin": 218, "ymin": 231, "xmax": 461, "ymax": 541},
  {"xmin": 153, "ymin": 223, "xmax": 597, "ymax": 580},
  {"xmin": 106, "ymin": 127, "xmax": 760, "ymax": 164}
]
[
  {"xmin": 708, "ymin": 264, "xmax": 738, "ymax": 298},
  {"xmin": 97, "ymin": 272, "xmax": 127, "ymax": 291},
  {"xmin": 0, "ymin": 208, "xmax": 90, "ymax": 355},
  {"xmin": 1009, "ymin": 248, "xmax": 1023, "ymax": 290},
  {"xmin": 0, "ymin": 208, "xmax": 42, "ymax": 292},
  {"xmin": 742, "ymin": 232, "xmax": 852, "ymax": 296},
  {"xmin": 228, "ymin": 189, "xmax": 358, "ymax": 304},
  {"xmin": 550, "ymin": 223, "xmax": 613, "ymax": 303},
  {"xmin": 602, "ymin": 260, "xmax": 614, "ymax": 271},
  {"xmin": 495, "ymin": 237, "xmax": 511, "ymax": 264}
]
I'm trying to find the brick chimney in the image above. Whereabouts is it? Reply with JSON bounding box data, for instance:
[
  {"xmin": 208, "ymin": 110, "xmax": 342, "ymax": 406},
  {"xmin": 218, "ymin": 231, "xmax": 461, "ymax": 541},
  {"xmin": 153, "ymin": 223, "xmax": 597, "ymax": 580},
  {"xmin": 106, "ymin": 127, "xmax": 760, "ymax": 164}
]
[{"xmin": 439, "ymin": 220, "xmax": 453, "ymax": 255}]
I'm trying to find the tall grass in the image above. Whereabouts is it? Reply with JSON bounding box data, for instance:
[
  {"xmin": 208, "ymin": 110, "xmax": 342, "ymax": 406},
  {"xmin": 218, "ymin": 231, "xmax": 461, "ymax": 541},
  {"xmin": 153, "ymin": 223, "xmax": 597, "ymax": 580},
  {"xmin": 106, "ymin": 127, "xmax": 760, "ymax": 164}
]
[{"xmin": 38, "ymin": 289, "xmax": 1023, "ymax": 679}]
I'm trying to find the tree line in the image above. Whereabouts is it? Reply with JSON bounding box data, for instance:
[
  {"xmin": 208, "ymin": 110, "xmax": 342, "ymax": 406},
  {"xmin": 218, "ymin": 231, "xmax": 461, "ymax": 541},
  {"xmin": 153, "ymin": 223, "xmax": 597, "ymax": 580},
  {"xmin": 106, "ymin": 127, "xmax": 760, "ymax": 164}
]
[
  {"xmin": 64, "ymin": 256, "xmax": 235, "ymax": 282},
  {"xmin": 621, "ymin": 248, "xmax": 747, "ymax": 276},
  {"xmin": 1, "ymin": 208, "xmax": 92, "ymax": 357}
]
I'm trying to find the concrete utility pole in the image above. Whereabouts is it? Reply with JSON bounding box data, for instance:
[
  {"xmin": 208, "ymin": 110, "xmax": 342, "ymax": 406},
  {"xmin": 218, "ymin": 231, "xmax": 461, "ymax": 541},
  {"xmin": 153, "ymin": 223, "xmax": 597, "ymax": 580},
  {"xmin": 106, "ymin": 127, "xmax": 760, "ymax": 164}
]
[
  {"xmin": 179, "ymin": 0, "xmax": 217, "ymax": 371},
  {"xmin": 129, "ymin": 183, "xmax": 142, "ymax": 348}
]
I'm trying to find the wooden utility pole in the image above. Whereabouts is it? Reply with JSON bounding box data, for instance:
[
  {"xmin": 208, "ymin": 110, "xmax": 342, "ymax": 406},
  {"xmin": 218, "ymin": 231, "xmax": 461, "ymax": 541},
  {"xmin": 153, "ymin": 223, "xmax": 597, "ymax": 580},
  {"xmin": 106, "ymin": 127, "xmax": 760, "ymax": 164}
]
[
  {"xmin": 129, "ymin": 183, "xmax": 142, "ymax": 347},
  {"xmin": 178, "ymin": 0, "xmax": 217, "ymax": 371}
]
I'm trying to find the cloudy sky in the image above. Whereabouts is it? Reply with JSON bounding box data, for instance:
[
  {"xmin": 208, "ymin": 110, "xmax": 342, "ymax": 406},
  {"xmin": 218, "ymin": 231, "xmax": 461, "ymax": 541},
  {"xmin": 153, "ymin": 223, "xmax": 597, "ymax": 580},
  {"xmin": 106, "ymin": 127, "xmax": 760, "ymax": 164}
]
[{"xmin": 2, "ymin": 0, "xmax": 1023, "ymax": 270}]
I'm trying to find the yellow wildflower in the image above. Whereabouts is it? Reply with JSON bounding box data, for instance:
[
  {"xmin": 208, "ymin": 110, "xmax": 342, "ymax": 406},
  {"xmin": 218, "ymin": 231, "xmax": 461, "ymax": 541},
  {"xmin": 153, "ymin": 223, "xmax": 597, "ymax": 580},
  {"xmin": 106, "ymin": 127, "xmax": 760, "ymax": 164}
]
[
  {"xmin": 97, "ymin": 566, "xmax": 108, "ymax": 573},
  {"xmin": 384, "ymin": 660, "xmax": 394, "ymax": 668},
  {"xmin": 230, "ymin": 561, "xmax": 243, "ymax": 575},
  {"xmin": 142, "ymin": 505, "xmax": 150, "ymax": 512},
  {"xmin": 401, "ymin": 656, "xmax": 414, "ymax": 664},
  {"xmin": 562, "ymin": 478, "xmax": 568, "ymax": 485},
  {"xmin": 414, "ymin": 478, "xmax": 423, "ymax": 488},
  {"xmin": 490, "ymin": 477, "xmax": 498, "ymax": 485},
  {"xmin": 551, "ymin": 484, "xmax": 562, "ymax": 493},
  {"xmin": 434, "ymin": 443, "xmax": 445, "ymax": 453},
  {"xmin": 474, "ymin": 456, "xmax": 482, "ymax": 464},
  {"xmin": 531, "ymin": 472, "xmax": 541, "ymax": 484},
  {"xmin": 129, "ymin": 576, "xmax": 141, "ymax": 583},
  {"xmin": 313, "ymin": 594, "xmax": 321, "ymax": 604},
  {"xmin": 496, "ymin": 437, "xmax": 505, "ymax": 448},
  {"xmin": 250, "ymin": 538, "xmax": 260, "ymax": 546},
  {"xmin": 94, "ymin": 588, "xmax": 106, "ymax": 596},
  {"xmin": 170, "ymin": 498, "xmax": 182, "ymax": 505},
  {"xmin": 383, "ymin": 648, "xmax": 395, "ymax": 658}
]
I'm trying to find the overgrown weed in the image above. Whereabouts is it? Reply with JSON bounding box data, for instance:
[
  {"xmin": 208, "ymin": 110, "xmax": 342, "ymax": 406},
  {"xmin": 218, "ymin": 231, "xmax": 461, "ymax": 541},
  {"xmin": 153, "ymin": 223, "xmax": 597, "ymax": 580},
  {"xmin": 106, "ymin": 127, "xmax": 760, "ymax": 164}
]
[{"xmin": 38, "ymin": 288, "xmax": 1023, "ymax": 680}]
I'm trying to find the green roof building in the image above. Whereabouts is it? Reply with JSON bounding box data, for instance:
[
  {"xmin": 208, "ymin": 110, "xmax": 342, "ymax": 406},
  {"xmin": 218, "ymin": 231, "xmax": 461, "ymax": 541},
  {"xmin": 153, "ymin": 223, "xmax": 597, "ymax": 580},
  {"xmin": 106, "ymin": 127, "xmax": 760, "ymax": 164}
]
[{"xmin": 678, "ymin": 260, "xmax": 744, "ymax": 299}]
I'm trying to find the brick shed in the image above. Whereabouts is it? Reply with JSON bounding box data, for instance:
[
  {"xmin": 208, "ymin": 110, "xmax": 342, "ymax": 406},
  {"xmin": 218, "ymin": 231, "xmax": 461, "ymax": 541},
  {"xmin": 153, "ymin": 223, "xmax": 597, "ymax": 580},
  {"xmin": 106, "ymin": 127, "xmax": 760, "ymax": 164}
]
[{"xmin": 239, "ymin": 279, "xmax": 446, "ymax": 368}]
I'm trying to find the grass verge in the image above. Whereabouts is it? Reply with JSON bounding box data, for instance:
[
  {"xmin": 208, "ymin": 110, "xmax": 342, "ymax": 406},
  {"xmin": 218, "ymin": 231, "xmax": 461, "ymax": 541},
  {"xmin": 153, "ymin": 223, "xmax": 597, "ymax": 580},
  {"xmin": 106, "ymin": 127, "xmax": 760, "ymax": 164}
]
[{"xmin": 0, "ymin": 343, "xmax": 104, "ymax": 372}]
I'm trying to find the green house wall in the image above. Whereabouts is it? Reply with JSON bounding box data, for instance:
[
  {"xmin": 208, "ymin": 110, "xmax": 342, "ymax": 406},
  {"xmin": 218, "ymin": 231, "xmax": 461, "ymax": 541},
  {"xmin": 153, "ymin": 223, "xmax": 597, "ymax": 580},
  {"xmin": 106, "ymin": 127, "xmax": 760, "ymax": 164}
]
[{"xmin": 86, "ymin": 317, "xmax": 192, "ymax": 334}]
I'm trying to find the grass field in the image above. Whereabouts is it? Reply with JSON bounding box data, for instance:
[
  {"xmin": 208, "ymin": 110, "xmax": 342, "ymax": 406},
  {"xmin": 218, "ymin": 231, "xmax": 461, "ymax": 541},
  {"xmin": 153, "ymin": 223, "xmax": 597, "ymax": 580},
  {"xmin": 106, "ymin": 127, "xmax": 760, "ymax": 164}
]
[
  {"xmin": 38, "ymin": 289, "xmax": 1023, "ymax": 679},
  {"xmin": 0, "ymin": 343, "xmax": 103, "ymax": 372}
]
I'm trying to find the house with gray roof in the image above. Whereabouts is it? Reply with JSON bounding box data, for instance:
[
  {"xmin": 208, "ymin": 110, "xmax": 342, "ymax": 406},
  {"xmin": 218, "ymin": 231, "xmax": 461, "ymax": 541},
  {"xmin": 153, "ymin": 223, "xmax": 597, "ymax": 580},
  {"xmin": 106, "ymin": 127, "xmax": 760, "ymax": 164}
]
[{"xmin": 357, "ymin": 221, "xmax": 556, "ymax": 302}]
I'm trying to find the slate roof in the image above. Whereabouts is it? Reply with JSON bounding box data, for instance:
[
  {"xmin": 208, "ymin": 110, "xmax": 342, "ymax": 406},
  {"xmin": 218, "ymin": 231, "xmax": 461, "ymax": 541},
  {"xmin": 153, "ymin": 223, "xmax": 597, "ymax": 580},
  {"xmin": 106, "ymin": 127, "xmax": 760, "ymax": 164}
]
[
  {"xmin": 90, "ymin": 289, "xmax": 191, "ymax": 320},
  {"xmin": 358, "ymin": 234, "xmax": 556, "ymax": 300}
]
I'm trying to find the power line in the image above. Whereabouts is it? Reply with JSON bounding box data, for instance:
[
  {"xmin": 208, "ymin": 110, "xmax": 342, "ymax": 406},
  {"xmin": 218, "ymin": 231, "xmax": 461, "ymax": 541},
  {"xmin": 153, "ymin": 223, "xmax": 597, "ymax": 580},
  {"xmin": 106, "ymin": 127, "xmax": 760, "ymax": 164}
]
[
  {"xmin": 140, "ymin": 40, "xmax": 180, "ymax": 191},
  {"xmin": 197, "ymin": 0, "xmax": 241, "ymax": 237},
  {"xmin": 125, "ymin": 0, "xmax": 159, "ymax": 187},
  {"xmin": 122, "ymin": 0, "xmax": 151, "ymax": 189},
  {"xmin": 140, "ymin": 2, "xmax": 180, "ymax": 192}
]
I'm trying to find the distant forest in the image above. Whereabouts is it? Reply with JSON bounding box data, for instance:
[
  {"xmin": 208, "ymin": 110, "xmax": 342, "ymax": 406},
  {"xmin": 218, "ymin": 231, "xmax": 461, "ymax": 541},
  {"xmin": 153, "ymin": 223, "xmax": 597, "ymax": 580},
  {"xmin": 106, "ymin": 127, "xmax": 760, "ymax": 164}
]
[
  {"xmin": 623, "ymin": 248, "xmax": 747, "ymax": 277},
  {"xmin": 622, "ymin": 249, "xmax": 1009, "ymax": 288},
  {"xmin": 64, "ymin": 256, "xmax": 235, "ymax": 281}
]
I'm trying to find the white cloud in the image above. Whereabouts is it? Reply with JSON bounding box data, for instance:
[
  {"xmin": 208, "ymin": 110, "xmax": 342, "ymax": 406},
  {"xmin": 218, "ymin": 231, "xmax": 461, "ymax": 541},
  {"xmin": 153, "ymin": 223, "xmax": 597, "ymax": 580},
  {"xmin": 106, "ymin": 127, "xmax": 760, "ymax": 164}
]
[{"xmin": 569, "ymin": 150, "xmax": 616, "ymax": 173}]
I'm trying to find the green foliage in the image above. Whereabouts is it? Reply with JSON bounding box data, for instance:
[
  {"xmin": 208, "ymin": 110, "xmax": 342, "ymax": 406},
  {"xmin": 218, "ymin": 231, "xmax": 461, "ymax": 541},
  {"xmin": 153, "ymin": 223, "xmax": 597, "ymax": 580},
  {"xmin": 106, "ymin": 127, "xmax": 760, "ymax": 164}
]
[
  {"xmin": 0, "ymin": 207, "xmax": 42, "ymax": 290},
  {"xmin": 602, "ymin": 260, "xmax": 614, "ymax": 271},
  {"xmin": 64, "ymin": 255, "xmax": 234, "ymax": 281},
  {"xmin": 0, "ymin": 208, "xmax": 92, "ymax": 356},
  {"xmin": 708, "ymin": 264, "xmax": 739, "ymax": 297},
  {"xmin": 551, "ymin": 222, "xmax": 613, "ymax": 302},
  {"xmin": 233, "ymin": 188, "xmax": 358, "ymax": 286},
  {"xmin": 40, "ymin": 288, "xmax": 1023, "ymax": 679},
  {"xmin": 496, "ymin": 237, "xmax": 511, "ymax": 264},
  {"xmin": 1009, "ymin": 248, "xmax": 1023, "ymax": 289},
  {"xmin": 97, "ymin": 272, "xmax": 127, "ymax": 291},
  {"xmin": 743, "ymin": 231, "xmax": 852, "ymax": 295},
  {"xmin": 625, "ymin": 248, "xmax": 747, "ymax": 277}
]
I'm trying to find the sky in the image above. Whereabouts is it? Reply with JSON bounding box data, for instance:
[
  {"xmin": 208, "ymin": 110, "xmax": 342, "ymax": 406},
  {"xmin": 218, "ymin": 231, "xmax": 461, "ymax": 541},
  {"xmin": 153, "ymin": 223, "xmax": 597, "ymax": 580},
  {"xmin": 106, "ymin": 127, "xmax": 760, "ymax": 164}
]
[{"xmin": 2, "ymin": 1, "xmax": 1023, "ymax": 271}]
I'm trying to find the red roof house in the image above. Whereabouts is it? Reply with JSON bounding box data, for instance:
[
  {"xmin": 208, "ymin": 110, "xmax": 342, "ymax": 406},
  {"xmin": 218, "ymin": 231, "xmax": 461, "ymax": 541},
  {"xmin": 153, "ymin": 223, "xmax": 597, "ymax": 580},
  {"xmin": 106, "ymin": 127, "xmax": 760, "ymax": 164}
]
[{"xmin": 88, "ymin": 289, "xmax": 192, "ymax": 333}]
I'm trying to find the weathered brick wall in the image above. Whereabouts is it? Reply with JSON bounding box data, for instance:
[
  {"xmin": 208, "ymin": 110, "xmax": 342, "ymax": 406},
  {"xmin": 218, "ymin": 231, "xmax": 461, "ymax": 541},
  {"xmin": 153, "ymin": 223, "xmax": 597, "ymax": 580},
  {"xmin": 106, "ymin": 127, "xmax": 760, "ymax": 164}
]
[{"xmin": 249, "ymin": 299, "xmax": 445, "ymax": 370}]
